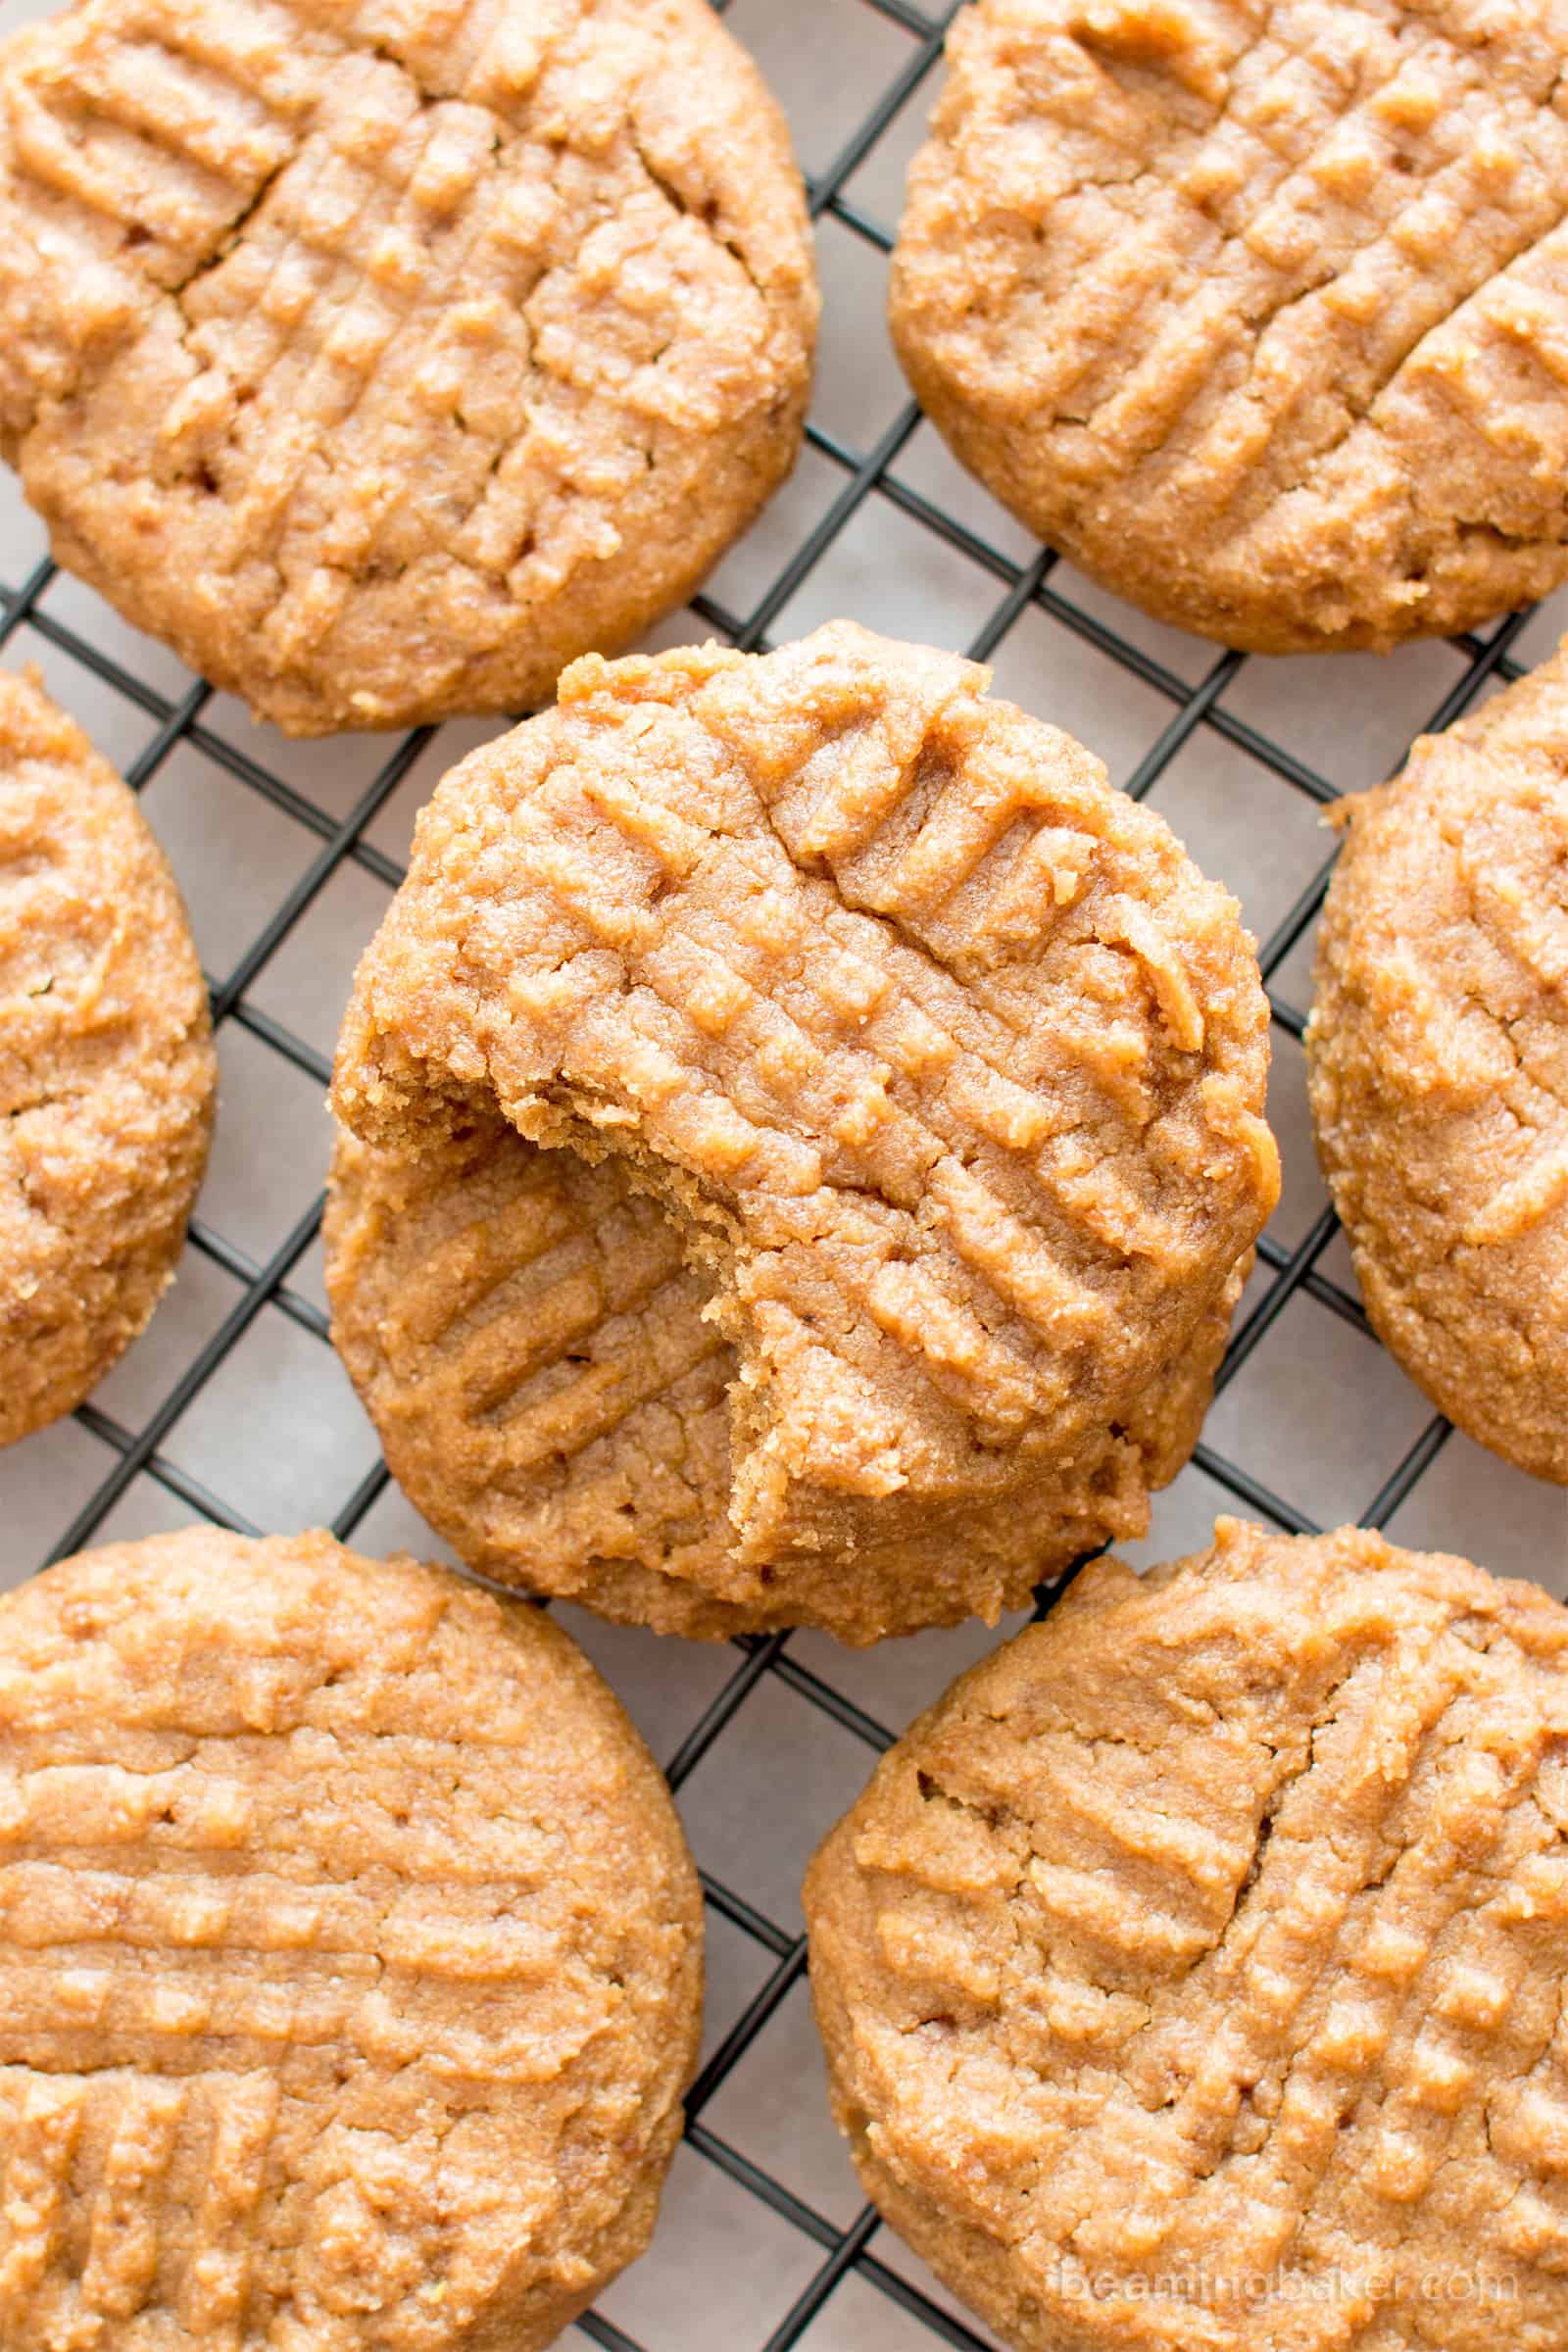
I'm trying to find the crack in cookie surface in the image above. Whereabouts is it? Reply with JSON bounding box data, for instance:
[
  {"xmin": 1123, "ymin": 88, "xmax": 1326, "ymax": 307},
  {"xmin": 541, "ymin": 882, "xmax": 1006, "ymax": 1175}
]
[
  {"xmin": 892, "ymin": 0, "xmax": 1568, "ymax": 652},
  {"xmin": 0, "ymin": 0, "xmax": 816, "ymax": 732},
  {"xmin": 331, "ymin": 621, "xmax": 1278, "ymax": 1634},
  {"xmin": 325, "ymin": 1112, "xmax": 1251, "ymax": 1640}
]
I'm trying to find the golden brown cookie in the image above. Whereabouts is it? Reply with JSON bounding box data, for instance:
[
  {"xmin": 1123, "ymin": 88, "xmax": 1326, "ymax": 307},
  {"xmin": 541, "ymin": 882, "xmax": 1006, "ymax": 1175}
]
[
  {"xmin": 891, "ymin": 0, "xmax": 1568, "ymax": 655},
  {"xmin": 331, "ymin": 621, "xmax": 1277, "ymax": 1640},
  {"xmin": 1307, "ymin": 647, "xmax": 1568, "ymax": 1484},
  {"xmin": 0, "ymin": 0, "xmax": 815, "ymax": 736},
  {"xmin": 324, "ymin": 1111, "xmax": 1247, "ymax": 1642},
  {"xmin": 0, "ymin": 1525, "xmax": 703, "ymax": 2351},
  {"xmin": 805, "ymin": 1516, "xmax": 1568, "ymax": 2352},
  {"xmin": 0, "ymin": 668, "xmax": 215, "ymax": 1448}
]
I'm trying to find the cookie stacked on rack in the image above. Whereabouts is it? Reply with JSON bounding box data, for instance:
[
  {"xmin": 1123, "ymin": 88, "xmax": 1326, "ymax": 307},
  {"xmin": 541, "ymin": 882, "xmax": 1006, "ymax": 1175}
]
[{"xmin": 327, "ymin": 618, "xmax": 1279, "ymax": 1640}]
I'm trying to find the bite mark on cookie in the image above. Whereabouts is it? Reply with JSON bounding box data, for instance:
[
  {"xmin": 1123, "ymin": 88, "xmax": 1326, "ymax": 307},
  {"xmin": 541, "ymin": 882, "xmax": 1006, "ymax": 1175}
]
[{"xmin": 331, "ymin": 621, "xmax": 1277, "ymax": 1637}]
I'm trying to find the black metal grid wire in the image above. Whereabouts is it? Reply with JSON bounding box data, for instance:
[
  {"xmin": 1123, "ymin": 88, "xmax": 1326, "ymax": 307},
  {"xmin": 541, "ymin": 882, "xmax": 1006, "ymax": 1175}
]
[{"xmin": 0, "ymin": 0, "xmax": 1556, "ymax": 2342}]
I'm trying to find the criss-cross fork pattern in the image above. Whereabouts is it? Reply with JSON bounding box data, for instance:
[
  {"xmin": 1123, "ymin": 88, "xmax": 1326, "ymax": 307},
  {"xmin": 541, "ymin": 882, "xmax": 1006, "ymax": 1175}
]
[{"xmin": 0, "ymin": 0, "xmax": 1549, "ymax": 2344}]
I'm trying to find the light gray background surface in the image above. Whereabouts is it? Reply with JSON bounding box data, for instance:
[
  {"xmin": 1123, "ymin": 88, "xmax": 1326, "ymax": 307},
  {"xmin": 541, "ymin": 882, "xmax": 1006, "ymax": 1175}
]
[{"xmin": 1, "ymin": 2, "xmax": 1565, "ymax": 2345}]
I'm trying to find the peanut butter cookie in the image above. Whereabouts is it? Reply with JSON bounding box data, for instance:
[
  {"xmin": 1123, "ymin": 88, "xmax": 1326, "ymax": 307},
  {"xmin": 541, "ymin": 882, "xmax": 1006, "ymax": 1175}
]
[
  {"xmin": 331, "ymin": 621, "xmax": 1278, "ymax": 1640},
  {"xmin": 0, "ymin": 1526, "xmax": 703, "ymax": 2350},
  {"xmin": 325, "ymin": 1112, "xmax": 1248, "ymax": 1642},
  {"xmin": 892, "ymin": 0, "xmax": 1568, "ymax": 654},
  {"xmin": 0, "ymin": 668, "xmax": 215, "ymax": 1447},
  {"xmin": 0, "ymin": 0, "xmax": 815, "ymax": 735},
  {"xmin": 1308, "ymin": 645, "xmax": 1568, "ymax": 1483},
  {"xmin": 806, "ymin": 1516, "xmax": 1568, "ymax": 2352}
]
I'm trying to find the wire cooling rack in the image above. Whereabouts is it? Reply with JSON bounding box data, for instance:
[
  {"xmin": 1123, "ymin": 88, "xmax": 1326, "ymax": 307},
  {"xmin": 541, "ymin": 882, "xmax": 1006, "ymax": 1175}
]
[{"xmin": 3, "ymin": 1, "xmax": 1567, "ymax": 2345}]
